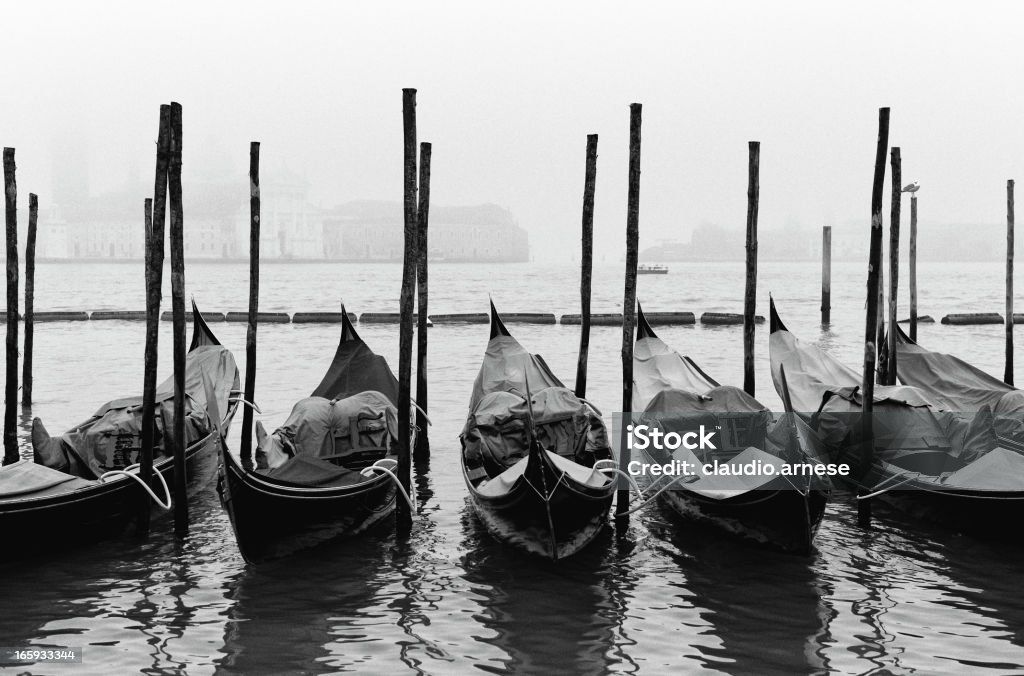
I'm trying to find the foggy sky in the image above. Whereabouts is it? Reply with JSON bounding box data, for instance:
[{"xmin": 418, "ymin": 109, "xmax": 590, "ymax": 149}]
[{"xmin": 2, "ymin": 0, "xmax": 1021, "ymax": 261}]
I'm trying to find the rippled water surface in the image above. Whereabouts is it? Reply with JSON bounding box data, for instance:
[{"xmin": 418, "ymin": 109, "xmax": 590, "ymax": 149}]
[{"xmin": 2, "ymin": 260, "xmax": 1024, "ymax": 674}]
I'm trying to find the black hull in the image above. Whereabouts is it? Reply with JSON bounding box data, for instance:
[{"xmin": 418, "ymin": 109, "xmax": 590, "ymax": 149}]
[
  {"xmin": 464, "ymin": 447, "xmax": 613, "ymax": 560},
  {"xmin": 219, "ymin": 448, "xmax": 397, "ymax": 564},
  {"xmin": 0, "ymin": 432, "xmax": 222, "ymax": 559},
  {"xmin": 658, "ymin": 478, "xmax": 829, "ymax": 555}
]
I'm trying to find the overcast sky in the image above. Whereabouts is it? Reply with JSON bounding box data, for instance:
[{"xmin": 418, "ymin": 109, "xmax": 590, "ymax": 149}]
[{"xmin": 1, "ymin": 1, "xmax": 1021, "ymax": 260}]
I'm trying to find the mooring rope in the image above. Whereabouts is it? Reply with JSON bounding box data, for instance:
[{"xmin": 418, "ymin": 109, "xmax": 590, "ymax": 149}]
[
  {"xmin": 99, "ymin": 462, "xmax": 172, "ymax": 510},
  {"xmin": 360, "ymin": 458, "xmax": 417, "ymax": 512}
]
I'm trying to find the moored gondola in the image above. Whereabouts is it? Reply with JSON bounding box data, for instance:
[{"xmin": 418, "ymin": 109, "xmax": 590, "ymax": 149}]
[
  {"xmin": 769, "ymin": 298, "xmax": 1024, "ymax": 537},
  {"xmin": 633, "ymin": 304, "xmax": 830, "ymax": 554},
  {"xmin": 0, "ymin": 304, "xmax": 240, "ymax": 558},
  {"xmin": 459, "ymin": 303, "xmax": 614, "ymax": 560},
  {"xmin": 218, "ymin": 308, "xmax": 413, "ymax": 563}
]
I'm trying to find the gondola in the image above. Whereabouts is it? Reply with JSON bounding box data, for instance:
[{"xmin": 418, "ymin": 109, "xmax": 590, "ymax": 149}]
[
  {"xmin": 0, "ymin": 304, "xmax": 240, "ymax": 558},
  {"xmin": 459, "ymin": 303, "xmax": 614, "ymax": 560},
  {"xmin": 633, "ymin": 305, "xmax": 829, "ymax": 554},
  {"xmin": 218, "ymin": 308, "xmax": 412, "ymax": 563},
  {"xmin": 768, "ymin": 299, "xmax": 1024, "ymax": 536}
]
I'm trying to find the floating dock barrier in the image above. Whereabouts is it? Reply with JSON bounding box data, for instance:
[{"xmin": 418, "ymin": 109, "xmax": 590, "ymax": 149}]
[
  {"xmin": 225, "ymin": 311, "xmax": 290, "ymax": 323},
  {"xmin": 33, "ymin": 311, "xmax": 88, "ymax": 322},
  {"xmin": 897, "ymin": 315, "xmax": 935, "ymax": 323},
  {"xmin": 91, "ymin": 310, "xmax": 147, "ymax": 321},
  {"xmin": 429, "ymin": 313, "xmax": 489, "ymax": 324},
  {"xmin": 160, "ymin": 311, "xmax": 226, "ymax": 322},
  {"xmin": 940, "ymin": 313, "xmax": 1003, "ymax": 325},
  {"xmin": 292, "ymin": 312, "xmax": 358, "ymax": 324},
  {"xmin": 501, "ymin": 312, "xmax": 556, "ymax": 324},
  {"xmin": 360, "ymin": 312, "xmax": 432, "ymax": 325},
  {"xmin": 700, "ymin": 312, "xmax": 765, "ymax": 325},
  {"xmin": 560, "ymin": 313, "xmax": 623, "ymax": 325}
]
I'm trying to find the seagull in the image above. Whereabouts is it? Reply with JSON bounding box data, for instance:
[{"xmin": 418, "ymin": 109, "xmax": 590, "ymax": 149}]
[{"xmin": 901, "ymin": 181, "xmax": 920, "ymax": 193}]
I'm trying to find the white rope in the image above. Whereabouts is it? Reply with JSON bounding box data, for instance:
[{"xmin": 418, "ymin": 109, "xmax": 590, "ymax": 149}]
[
  {"xmin": 228, "ymin": 396, "xmax": 262, "ymax": 415},
  {"xmin": 856, "ymin": 472, "xmax": 920, "ymax": 500},
  {"xmin": 99, "ymin": 462, "xmax": 172, "ymax": 510},
  {"xmin": 593, "ymin": 459, "xmax": 644, "ymax": 496},
  {"xmin": 360, "ymin": 459, "xmax": 417, "ymax": 512},
  {"xmin": 615, "ymin": 473, "xmax": 701, "ymax": 517}
]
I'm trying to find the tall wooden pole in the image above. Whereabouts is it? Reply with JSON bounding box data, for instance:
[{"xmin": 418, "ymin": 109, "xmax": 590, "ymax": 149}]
[
  {"xmin": 414, "ymin": 141, "xmax": 431, "ymax": 460},
  {"xmin": 821, "ymin": 226, "xmax": 832, "ymax": 325},
  {"xmin": 3, "ymin": 148, "xmax": 18, "ymax": 465},
  {"xmin": 1006, "ymin": 179, "xmax": 1015, "ymax": 386},
  {"xmin": 860, "ymin": 106, "xmax": 890, "ymax": 527},
  {"xmin": 22, "ymin": 193, "xmax": 37, "ymax": 407},
  {"xmin": 397, "ymin": 88, "xmax": 417, "ymax": 527},
  {"xmin": 240, "ymin": 141, "xmax": 260, "ymax": 467},
  {"xmin": 617, "ymin": 103, "xmax": 642, "ymax": 518},
  {"xmin": 887, "ymin": 148, "xmax": 901, "ymax": 386},
  {"xmin": 743, "ymin": 141, "xmax": 760, "ymax": 397},
  {"xmin": 909, "ymin": 195, "xmax": 918, "ymax": 341},
  {"xmin": 168, "ymin": 102, "xmax": 188, "ymax": 537},
  {"xmin": 575, "ymin": 134, "xmax": 598, "ymax": 399},
  {"xmin": 140, "ymin": 105, "xmax": 170, "ymax": 531}
]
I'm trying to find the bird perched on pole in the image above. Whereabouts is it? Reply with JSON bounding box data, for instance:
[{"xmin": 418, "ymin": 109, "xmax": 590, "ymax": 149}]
[{"xmin": 902, "ymin": 181, "xmax": 920, "ymax": 194}]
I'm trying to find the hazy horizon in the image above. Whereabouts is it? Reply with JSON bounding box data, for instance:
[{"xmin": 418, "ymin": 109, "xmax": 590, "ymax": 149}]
[{"xmin": 2, "ymin": 1, "xmax": 1021, "ymax": 262}]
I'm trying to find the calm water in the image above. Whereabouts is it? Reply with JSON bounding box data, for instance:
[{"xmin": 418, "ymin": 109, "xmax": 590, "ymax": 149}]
[{"xmin": 2, "ymin": 260, "xmax": 1024, "ymax": 675}]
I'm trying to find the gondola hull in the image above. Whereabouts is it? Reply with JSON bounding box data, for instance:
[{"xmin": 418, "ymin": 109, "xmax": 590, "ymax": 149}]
[
  {"xmin": 656, "ymin": 476, "xmax": 829, "ymax": 555},
  {"xmin": 0, "ymin": 431, "xmax": 222, "ymax": 558},
  {"xmin": 464, "ymin": 446, "xmax": 613, "ymax": 560},
  {"xmin": 219, "ymin": 449, "xmax": 398, "ymax": 564}
]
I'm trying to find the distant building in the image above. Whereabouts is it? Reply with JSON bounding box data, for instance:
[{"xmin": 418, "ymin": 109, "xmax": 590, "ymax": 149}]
[{"xmin": 323, "ymin": 201, "xmax": 529, "ymax": 262}]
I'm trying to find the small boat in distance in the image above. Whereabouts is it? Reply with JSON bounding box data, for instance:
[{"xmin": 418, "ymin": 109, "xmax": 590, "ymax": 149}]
[
  {"xmin": 638, "ymin": 264, "xmax": 669, "ymax": 275},
  {"xmin": 218, "ymin": 307, "xmax": 414, "ymax": 563},
  {"xmin": 460, "ymin": 302, "xmax": 614, "ymax": 560}
]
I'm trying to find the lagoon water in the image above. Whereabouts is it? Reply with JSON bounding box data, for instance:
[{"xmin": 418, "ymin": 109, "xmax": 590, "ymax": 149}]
[{"xmin": 2, "ymin": 259, "xmax": 1023, "ymax": 674}]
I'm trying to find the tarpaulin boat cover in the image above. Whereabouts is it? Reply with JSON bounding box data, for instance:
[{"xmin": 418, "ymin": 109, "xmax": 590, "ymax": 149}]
[
  {"xmin": 463, "ymin": 332, "xmax": 609, "ymax": 476},
  {"xmin": 769, "ymin": 306, "xmax": 1023, "ymax": 489},
  {"xmin": 312, "ymin": 315, "xmax": 399, "ymax": 404},
  {"xmin": 32, "ymin": 342, "xmax": 239, "ymax": 480},
  {"xmin": 633, "ymin": 332, "xmax": 718, "ymax": 411},
  {"xmin": 257, "ymin": 391, "xmax": 397, "ymax": 469}
]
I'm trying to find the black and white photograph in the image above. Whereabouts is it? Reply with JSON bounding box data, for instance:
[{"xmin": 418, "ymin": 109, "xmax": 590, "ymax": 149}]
[{"xmin": 2, "ymin": 1, "xmax": 1024, "ymax": 673}]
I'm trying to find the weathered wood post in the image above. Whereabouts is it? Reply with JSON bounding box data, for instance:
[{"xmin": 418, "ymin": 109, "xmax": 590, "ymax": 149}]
[
  {"xmin": 860, "ymin": 106, "xmax": 890, "ymax": 527},
  {"xmin": 617, "ymin": 103, "xmax": 642, "ymax": 518},
  {"xmin": 3, "ymin": 148, "xmax": 18, "ymax": 465},
  {"xmin": 1006, "ymin": 179, "xmax": 1015, "ymax": 386},
  {"xmin": 140, "ymin": 105, "xmax": 171, "ymax": 531},
  {"xmin": 575, "ymin": 134, "xmax": 598, "ymax": 399},
  {"xmin": 397, "ymin": 88, "xmax": 418, "ymax": 527},
  {"xmin": 22, "ymin": 193, "xmax": 37, "ymax": 407},
  {"xmin": 887, "ymin": 148, "xmax": 901, "ymax": 386},
  {"xmin": 414, "ymin": 141, "xmax": 431, "ymax": 460},
  {"xmin": 821, "ymin": 226, "xmax": 832, "ymax": 325},
  {"xmin": 909, "ymin": 195, "xmax": 918, "ymax": 341},
  {"xmin": 240, "ymin": 141, "xmax": 261, "ymax": 467},
  {"xmin": 167, "ymin": 102, "xmax": 188, "ymax": 537},
  {"xmin": 743, "ymin": 141, "xmax": 759, "ymax": 397}
]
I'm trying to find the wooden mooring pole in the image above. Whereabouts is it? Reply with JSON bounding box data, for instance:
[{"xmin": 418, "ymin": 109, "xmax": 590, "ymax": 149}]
[
  {"xmin": 415, "ymin": 141, "xmax": 431, "ymax": 460},
  {"xmin": 397, "ymin": 88, "xmax": 417, "ymax": 527},
  {"xmin": 240, "ymin": 141, "xmax": 260, "ymax": 467},
  {"xmin": 3, "ymin": 148, "xmax": 18, "ymax": 465},
  {"xmin": 860, "ymin": 106, "xmax": 890, "ymax": 527},
  {"xmin": 743, "ymin": 141, "xmax": 759, "ymax": 397},
  {"xmin": 909, "ymin": 195, "xmax": 918, "ymax": 342},
  {"xmin": 140, "ymin": 105, "xmax": 170, "ymax": 532},
  {"xmin": 887, "ymin": 148, "xmax": 901, "ymax": 386},
  {"xmin": 22, "ymin": 193, "xmax": 37, "ymax": 407},
  {"xmin": 168, "ymin": 102, "xmax": 188, "ymax": 537},
  {"xmin": 617, "ymin": 103, "xmax": 642, "ymax": 518},
  {"xmin": 1006, "ymin": 179, "xmax": 1015, "ymax": 386},
  {"xmin": 821, "ymin": 226, "xmax": 831, "ymax": 325},
  {"xmin": 575, "ymin": 134, "xmax": 598, "ymax": 399}
]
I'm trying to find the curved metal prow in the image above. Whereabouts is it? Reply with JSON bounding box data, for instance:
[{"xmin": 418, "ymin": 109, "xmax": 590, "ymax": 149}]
[
  {"xmin": 339, "ymin": 302, "xmax": 363, "ymax": 344},
  {"xmin": 636, "ymin": 302, "xmax": 657, "ymax": 340},
  {"xmin": 769, "ymin": 296, "xmax": 789, "ymax": 334},
  {"xmin": 189, "ymin": 299, "xmax": 222, "ymax": 350},
  {"xmin": 489, "ymin": 299, "xmax": 512, "ymax": 339}
]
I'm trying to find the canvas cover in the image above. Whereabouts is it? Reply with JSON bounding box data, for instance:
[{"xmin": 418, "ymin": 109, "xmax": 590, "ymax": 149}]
[
  {"xmin": 895, "ymin": 331, "xmax": 1013, "ymax": 411},
  {"xmin": 633, "ymin": 333, "xmax": 719, "ymax": 411},
  {"xmin": 311, "ymin": 316, "xmax": 399, "ymax": 404},
  {"xmin": 468, "ymin": 336, "xmax": 563, "ymax": 410},
  {"xmin": 32, "ymin": 343, "xmax": 239, "ymax": 479},
  {"xmin": 257, "ymin": 391, "xmax": 398, "ymax": 471},
  {"xmin": 769, "ymin": 306, "xmax": 1021, "ymax": 489}
]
